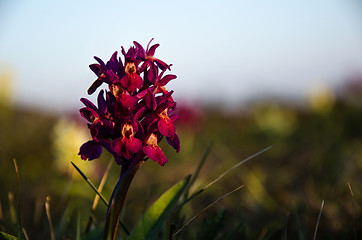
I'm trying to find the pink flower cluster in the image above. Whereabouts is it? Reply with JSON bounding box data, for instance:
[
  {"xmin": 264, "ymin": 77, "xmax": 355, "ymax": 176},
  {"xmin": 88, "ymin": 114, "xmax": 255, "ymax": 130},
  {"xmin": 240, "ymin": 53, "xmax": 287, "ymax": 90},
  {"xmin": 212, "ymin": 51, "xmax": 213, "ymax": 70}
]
[{"xmin": 78, "ymin": 39, "xmax": 180, "ymax": 166}]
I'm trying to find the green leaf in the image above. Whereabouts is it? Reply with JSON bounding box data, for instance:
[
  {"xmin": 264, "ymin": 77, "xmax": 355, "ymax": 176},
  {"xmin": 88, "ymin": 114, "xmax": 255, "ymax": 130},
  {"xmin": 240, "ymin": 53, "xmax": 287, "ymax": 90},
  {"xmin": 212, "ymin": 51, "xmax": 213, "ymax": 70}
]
[
  {"xmin": 0, "ymin": 231, "xmax": 17, "ymax": 240},
  {"xmin": 128, "ymin": 175, "xmax": 191, "ymax": 240}
]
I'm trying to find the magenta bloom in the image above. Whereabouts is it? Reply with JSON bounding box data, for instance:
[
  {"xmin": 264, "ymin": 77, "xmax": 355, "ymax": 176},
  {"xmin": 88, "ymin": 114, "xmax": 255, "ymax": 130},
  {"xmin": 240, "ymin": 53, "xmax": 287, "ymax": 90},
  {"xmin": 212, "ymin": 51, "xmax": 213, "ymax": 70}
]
[{"xmin": 78, "ymin": 40, "xmax": 180, "ymax": 167}]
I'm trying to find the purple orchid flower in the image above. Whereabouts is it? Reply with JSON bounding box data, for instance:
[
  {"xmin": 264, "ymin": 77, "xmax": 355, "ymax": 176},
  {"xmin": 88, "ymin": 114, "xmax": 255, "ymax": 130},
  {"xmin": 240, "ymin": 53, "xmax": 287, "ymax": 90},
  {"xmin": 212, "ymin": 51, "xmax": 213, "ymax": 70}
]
[{"xmin": 79, "ymin": 39, "xmax": 180, "ymax": 167}]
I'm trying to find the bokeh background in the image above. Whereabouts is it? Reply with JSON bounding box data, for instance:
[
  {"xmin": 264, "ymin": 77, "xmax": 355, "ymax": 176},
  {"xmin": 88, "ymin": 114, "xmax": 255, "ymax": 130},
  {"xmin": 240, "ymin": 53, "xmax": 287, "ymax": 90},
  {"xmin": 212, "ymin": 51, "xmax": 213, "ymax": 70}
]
[{"xmin": 1, "ymin": 1, "xmax": 362, "ymax": 239}]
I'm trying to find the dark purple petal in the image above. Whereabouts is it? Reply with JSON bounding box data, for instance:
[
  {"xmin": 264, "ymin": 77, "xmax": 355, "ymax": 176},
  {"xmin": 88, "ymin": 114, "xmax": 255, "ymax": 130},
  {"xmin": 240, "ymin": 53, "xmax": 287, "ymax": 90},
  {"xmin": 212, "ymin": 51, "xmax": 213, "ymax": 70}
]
[
  {"xmin": 135, "ymin": 120, "xmax": 145, "ymax": 141},
  {"xmin": 147, "ymin": 63, "xmax": 158, "ymax": 85},
  {"xmin": 94, "ymin": 56, "xmax": 106, "ymax": 71},
  {"xmin": 89, "ymin": 64, "xmax": 102, "ymax": 76},
  {"xmin": 87, "ymin": 79, "xmax": 104, "ymax": 95},
  {"xmin": 80, "ymin": 98, "xmax": 97, "ymax": 110},
  {"xmin": 80, "ymin": 107, "xmax": 99, "ymax": 122},
  {"xmin": 79, "ymin": 140, "xmax": 102, "ymax": 161},
  {"xmin": 97, "ymin": 90, "xmax": 106, "ymax": 114},
  {"xmin": 117, "ymin": 57, "xmax": 125, "ymax": 79},
  {"xmin": 167, "ymin": 133, "xmax": 180, "ymax": 153},
  {"xmin": 125, "ymin": 47, "xmax": 136, "ymax": 62},
  {"xmin": 133, "ymin": 41, "xmax": 146, "ymax": 59},
  {"xmin": 106, "ymin": 51, "xmax": 119, "ymax": 72},
  {"xmin": 105, "ymin": 70, "xmax": 119, "ymax": 83}
]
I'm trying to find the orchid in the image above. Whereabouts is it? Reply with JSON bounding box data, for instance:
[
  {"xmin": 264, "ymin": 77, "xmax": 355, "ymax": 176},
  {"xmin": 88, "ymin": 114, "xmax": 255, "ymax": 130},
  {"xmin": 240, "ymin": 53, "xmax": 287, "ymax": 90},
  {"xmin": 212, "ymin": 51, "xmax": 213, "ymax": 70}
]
[
  {"xmin": 78, "ymin": 39, "xmax": 181, "ymax": 239},
  {"xmin": 79, "ymin": 39, "xmax": 180, "ymax": 167}
]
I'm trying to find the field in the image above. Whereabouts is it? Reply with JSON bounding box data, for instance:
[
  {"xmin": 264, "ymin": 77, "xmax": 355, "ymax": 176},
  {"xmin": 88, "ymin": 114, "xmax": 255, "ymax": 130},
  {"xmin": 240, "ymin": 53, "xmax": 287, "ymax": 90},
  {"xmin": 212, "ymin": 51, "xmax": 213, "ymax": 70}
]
[{"xmin": 0, "ymin": 82, "xmax": 362, "ymax": 239}]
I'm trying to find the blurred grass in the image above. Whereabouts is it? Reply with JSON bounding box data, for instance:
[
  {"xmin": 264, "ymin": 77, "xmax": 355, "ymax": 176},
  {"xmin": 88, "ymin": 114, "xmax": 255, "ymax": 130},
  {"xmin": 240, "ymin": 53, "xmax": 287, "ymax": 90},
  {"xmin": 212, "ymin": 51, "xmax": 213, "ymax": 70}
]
[{"xmin": 1, "ymin": 80, "xmax": 362, "ymax": 239}]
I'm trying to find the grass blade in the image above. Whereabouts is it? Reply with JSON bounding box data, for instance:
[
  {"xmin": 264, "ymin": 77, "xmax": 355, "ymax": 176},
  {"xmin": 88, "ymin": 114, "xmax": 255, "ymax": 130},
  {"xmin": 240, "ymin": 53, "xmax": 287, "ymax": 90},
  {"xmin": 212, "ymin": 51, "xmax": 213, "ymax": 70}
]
[
  {"xmin": 8, "ymin": 193, "xmax": 16, "ymax": 227},
  {"xmin": 184, "ymin": 141, "xmax": 213, "ymax": 199},
  {"xmin": 313, "ymin": 200, "xmax": 324, "ymax": 240},
  {"xmin": 85, "ymin": 159, "xmax": 113, "ymax": 233},
  {"xmin": 45, "ymin": 196, "xmax": 55, "ymax": 240},
  {"xmin": 13, "ymin": 159, "xmax": 22, "ymax": 240},
  {"xmin": 71, "ymin": 162, "xmax": 109, "ymax": 206},
  {"xmin": 173, "ymin": 185, "xmax": 244, "ymax": 238},
  {"xmin": 22, "ymin": 228, "xmax": 29, "ymax": 240},
  {"xmin": 182, "ymin": 146, "xmax": 271, "ymax": 206},
  {"xmin": 347, "ymin": 182, "xmax": 357, "ymax": 240},
  {"xmin": 127, "ymin": 175, "xmax": 191, "ymax": 240}
]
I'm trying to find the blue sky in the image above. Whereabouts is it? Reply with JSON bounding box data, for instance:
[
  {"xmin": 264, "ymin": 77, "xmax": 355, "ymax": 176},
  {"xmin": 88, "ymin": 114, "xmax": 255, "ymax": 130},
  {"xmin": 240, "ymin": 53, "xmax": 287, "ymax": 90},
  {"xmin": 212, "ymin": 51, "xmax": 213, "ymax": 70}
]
[{"xmin": 1, "ymin": 0, "xmax": 362, "ymax": 112}]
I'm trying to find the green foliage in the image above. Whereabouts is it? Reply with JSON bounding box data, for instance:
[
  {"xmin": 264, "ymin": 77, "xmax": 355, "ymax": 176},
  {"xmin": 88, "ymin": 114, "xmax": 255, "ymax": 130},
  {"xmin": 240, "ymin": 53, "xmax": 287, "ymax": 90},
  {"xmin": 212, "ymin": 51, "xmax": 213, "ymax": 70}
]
[
  {"xmin": 128, "ymin": 175, "xmax": 190, "ymax": 240},
  {"xmin": 0, "ymin": 232, "xmax": 17, "ymax": 240}
]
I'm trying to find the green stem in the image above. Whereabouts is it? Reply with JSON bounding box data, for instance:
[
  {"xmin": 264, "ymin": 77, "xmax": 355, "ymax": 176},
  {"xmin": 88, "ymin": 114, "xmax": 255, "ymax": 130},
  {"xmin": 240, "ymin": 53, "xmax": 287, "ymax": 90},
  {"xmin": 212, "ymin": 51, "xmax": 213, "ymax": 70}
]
[{"xmin": 103, "ymin": 160, "xmax": 144, "ymax": 240}]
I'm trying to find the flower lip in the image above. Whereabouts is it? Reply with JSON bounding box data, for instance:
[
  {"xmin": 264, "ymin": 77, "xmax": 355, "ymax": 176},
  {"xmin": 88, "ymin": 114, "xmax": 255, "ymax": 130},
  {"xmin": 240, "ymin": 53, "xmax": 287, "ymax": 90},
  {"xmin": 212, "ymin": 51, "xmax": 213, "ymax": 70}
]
[
  {"xmin": 146, "ymin": 133, "xmax": 158, "ymax": 146},
  {"xmin": 111, "ymin": 82, "xmax": 124, "ymax": 98},
  {"xmin": 122, "ymin": 123, "xmax": 134, "ymax": 138},
  {"xmin": 125, "ymin": 61, "xmax": 137, "ymax": 74}
]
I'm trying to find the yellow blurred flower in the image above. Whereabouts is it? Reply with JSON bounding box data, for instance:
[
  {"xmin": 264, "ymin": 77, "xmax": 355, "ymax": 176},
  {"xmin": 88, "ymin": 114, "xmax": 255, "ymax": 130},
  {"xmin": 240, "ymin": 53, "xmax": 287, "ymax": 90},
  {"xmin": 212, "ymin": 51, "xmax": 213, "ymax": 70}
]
[
  {"xmin": 252, "ymin": 103, "xmax": 297, "ymax": 137},
  {"xmin": 308, "ymin": 83, "xmax": 335, "ymax": 114},
  {"xmin": 52, "ymin": 117, "xmax": 97, "ymax": 179}
]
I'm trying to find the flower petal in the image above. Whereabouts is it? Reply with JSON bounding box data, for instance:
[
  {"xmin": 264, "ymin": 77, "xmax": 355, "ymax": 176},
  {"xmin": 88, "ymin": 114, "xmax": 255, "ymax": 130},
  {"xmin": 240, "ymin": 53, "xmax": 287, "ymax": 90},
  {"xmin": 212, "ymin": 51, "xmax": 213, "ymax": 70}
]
[
  {"xmin": 158, "ymin": 117, "xmax": 176, "ymax": 138},
  {"xmin": 144, "ymin": 89, "xmax": 157, "ymax": 111},
  {"xmin": 106, "ymin": 51, "xmax": 119, "ymax": 72},
  {"xmin": 159, "ymin": 74, "xmax": 177, "ymax": 86},
  {"xmin": 87, "ymin": 79, "xmax": 104, "ymax": 95},
  {"xmin": 133, "ymin": 41, "xmax": 146, "ymax": 59},
  {"xmin": 143, "ymin": 145, "xmax": 168, "ymax": 166},
  {"xmin": 147, "ymin": 43, "xmax": 159, "ymax": 56},
  {"xmin": 80, "ymin": 107, "xmax": 99, "ymax": 122},
  {"xmin": 89, "ymin": 64, "xmax": 102, "ymax": 76},
  {"xmin": 94, "ymin": 56, "xmax": 106, "ymax": 71},
  {"xmin": 97, "ymin": 90, "xmax": 107, "ymax": 115},
  {"xmin": 167, "ymin": 133, "xmax": 180, "ymax": 153},
  {"xmin": 121, "ymin": 73, "xmax": 143, "ymax": 92},
  {"xmin": 79, "ymin": 140, "xmax": 102, "ymax": 161}
]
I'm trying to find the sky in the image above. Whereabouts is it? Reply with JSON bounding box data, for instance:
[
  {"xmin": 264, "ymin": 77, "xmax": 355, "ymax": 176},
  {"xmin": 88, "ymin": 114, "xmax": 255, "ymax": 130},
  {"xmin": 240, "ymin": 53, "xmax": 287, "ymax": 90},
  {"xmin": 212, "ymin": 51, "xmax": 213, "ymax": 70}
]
[{"xmin": 1, "ymin": 0, "xmax": 362, "ymax": 112}]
